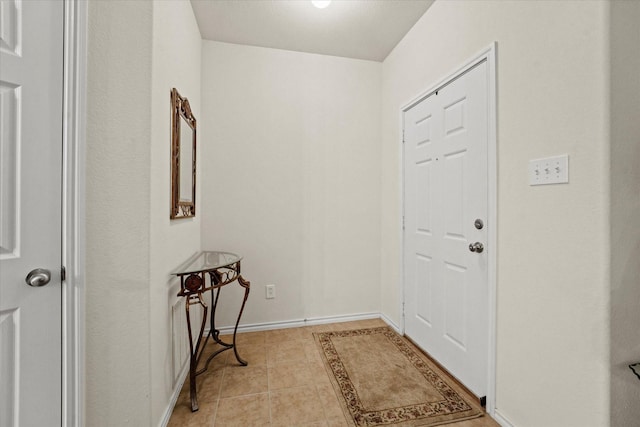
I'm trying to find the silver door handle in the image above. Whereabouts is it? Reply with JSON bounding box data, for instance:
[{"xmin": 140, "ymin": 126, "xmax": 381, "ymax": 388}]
[
  {"xmin": 25, "ymin": 268, "xmax": 51, "ymax": 287},
  {"xmin": 469, "ymin": 242, "xmax": 484, "ymax": 253}
]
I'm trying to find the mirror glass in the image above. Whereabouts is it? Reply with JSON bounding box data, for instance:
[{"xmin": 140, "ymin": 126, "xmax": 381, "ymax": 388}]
[
  {"xmin": 170, "ymin": 88, "xmax": 196, "ymax": 219},
  {"xmin": 179, "ymin": 123, "xmax": 193, "ymax": 203}
]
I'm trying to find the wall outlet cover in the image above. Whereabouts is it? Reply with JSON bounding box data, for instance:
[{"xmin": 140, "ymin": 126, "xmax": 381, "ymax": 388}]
[{"xmin": 265, "ymin": 284, "xmax": 275, "ymax": 299}]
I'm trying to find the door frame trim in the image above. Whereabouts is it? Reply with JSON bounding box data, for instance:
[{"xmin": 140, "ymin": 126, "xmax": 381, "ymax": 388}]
[
  {"xmin": 399, "ymin": 42, "xmax": 498, "ymax": 415},
  {"xmin": 62, "ymin": 1, "xmax": 87, "ymax": 426}
]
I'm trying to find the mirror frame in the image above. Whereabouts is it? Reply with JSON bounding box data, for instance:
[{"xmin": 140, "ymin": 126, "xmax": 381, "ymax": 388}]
[{"xmin": 170, "ymin": 88, "xmax": 197, "ymax": 219}]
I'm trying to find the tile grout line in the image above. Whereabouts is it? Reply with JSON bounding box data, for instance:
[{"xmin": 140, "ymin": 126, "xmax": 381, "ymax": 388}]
[
  {"xmin": 309, "ymin": 331, "xmax": 333, "ymax": 425},
  {"xmin": 211, "ymin": 355, "xmax": 226, "ymax": 425},
  {"xmin": 267, "ymin": 346, "xmax": 273, "ymax": 425}
]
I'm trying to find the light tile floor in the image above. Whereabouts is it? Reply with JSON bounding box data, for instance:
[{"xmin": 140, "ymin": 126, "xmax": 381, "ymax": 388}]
[{"xmin": 168, "ymin": 318, "xmax": 500, "ymax": 427}]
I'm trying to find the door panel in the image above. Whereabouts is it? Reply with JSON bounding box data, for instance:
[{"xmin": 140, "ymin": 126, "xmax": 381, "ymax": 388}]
[
  {"xmin": 415, "ymin": 160, "xmax": 432, "ymax": 234},
  {"xmin": 443, "ymin": 262, "xmax": 467, "ymax": 350},
  {"xmin": 404, "ymin": 61, "xmax": 489, "ymax": 397},
  {"xmin": 415, "ymin": 254, "xmax": 432, "ymax": 325},
  {"xmin": 0, "ymin": 1, "xmax": 64, "ymax": 425}
]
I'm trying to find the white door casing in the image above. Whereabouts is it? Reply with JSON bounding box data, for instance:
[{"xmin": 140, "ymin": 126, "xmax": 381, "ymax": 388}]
[
  {"xmin": 403, "ymin": 59, "xmax": 490, "ymax": 397},
  {"xmin": 0, "ymin": 1, "xmax": 64, "ymax": 425}
]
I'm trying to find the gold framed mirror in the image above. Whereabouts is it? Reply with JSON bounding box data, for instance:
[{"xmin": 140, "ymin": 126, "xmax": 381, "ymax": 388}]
[{"xmin": 171, "ymin": 88, "xmax": 196, "ymax": 219}]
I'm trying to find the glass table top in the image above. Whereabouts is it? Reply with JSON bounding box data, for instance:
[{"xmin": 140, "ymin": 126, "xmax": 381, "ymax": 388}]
[{"xmin": 171, "ymin": 251, "xmax": 242, "ymax": 276}]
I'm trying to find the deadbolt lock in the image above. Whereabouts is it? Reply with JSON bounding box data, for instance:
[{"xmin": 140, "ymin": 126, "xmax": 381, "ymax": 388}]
[{"xmin": 474, "ymin": 219, "xmax": 484, "ymax": 230}]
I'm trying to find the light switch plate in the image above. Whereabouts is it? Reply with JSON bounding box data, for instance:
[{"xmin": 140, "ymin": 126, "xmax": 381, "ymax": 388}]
[{"xmin": 529, "ymin": 154, "xmax": 569, "ymax": 185}]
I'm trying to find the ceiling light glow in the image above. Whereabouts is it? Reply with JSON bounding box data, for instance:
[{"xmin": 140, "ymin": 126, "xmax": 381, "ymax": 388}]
[{"xmin": 312, "ymin": 0, "xmax": 331, "ymax": 9}]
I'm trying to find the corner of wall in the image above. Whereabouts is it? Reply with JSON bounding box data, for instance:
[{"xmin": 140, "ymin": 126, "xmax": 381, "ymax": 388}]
[
  {"xmin": 609, "ymin": 1, "xmax": 640, "ymax": 425},
  {"xmin": 148, "ymin": 1, "xmax": 203, "ymax": 425}
]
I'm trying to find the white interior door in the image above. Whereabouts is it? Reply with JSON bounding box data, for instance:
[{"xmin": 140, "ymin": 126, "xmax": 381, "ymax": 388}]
[
  {"xmin": 403, "ymin": 60, "xmax": 489, "ymax": 397},
  {"xmin": 0, "ymin": 1, "xmax": 64, "ymax": 425}
]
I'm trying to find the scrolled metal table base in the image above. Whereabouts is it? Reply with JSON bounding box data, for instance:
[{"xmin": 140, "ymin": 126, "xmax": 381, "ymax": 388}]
[{"xmin": 177, "ymin": 258, "xmax": 251, "ymax": 412}]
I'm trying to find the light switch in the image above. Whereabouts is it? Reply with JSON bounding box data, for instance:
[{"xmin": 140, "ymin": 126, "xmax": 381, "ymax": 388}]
[{"xmin": 529, "ymin": 154, "xmax": 569, "ymax": 185}]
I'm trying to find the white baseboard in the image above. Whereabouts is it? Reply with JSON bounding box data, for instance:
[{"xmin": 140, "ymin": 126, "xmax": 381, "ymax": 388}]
[
  {"xmin": 214, "ymin": 311, "xmax": 381, "ymax": 335},
  {"xmin": 492, "ymin": 409, "xmax": 515, "ymax": 427},
  {"xmin": 380, "ymin": 313, "xmax": 402, "ymax": 334},
  {"xmin": 159, "ymin": 363, "xmax": 189, "ymax": 427}
]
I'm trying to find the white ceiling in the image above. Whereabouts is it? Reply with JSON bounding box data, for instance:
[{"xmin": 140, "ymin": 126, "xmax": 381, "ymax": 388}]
[{"xmin": 190, "ymin": 0, "xmax": 434, "ymax": 62}]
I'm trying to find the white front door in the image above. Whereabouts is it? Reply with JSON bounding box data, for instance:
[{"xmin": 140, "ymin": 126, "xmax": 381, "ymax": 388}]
[
  {"xmin": 0, "ymin": 1, "xmax": 64, "ymax": 425},
  {"xmin": 403, "ymin": 60, "xmax": 489, "ymax": 397}
]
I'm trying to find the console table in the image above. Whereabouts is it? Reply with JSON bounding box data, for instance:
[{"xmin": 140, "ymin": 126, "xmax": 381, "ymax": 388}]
[{"xmin": 171, "ymin": 251, "xmax": 250, "ymax": 412}]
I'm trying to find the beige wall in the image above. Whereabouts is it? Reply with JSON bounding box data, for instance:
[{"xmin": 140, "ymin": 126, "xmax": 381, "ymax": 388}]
[
  {"xmin": 609, "ymin": 1, "xmax": 640, "ymax": 426},
  {"xmin": 381, "ymin": 1, "xmax": 610, "ymax": 426},
  {"xmin": 86, "ymin": 1, "xmax": 153, "ymax": 425},
  {"xmin": 149, "ymin": 1, "xmax": 202, "ymax": 424},
  {"xmin": 200, "ymin": 42, "xmax": 382, "ymax": 327},
  {"xmin": 86, "ymin": 1, "xmax": 201, "ymax": 426}
]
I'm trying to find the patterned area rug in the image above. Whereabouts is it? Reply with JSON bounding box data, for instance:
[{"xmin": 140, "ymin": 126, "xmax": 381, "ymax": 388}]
[{"xmin": 314, "ymin": 327, "xmax": 483, "ymax": 426}]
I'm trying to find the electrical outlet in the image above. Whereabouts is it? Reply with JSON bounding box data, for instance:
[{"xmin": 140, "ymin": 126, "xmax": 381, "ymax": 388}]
[
  {"xmin": 265, "ymin": 284, "xmax": 275, "ymax": 299},
  {"xmin": 529, "ymin": 154, "xmax": 569, "ymax": 185}
]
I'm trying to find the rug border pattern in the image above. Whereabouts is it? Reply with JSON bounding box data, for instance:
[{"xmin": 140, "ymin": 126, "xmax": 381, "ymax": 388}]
[{"xmin": 315, "ymin": 327, "xmax": 481, "ymax": 426}]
